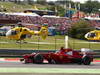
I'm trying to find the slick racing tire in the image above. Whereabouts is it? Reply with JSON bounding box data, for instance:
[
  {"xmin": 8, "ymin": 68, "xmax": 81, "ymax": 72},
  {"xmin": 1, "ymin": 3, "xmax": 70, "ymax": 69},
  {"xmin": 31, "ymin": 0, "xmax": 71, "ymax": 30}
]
[
  {"xmin": 82, "ymin": 56, "xmax": 91, "ymax": 65},
  {"xmin": 34, "ymin": 53, "xmax": 44, "ymax": 64}
]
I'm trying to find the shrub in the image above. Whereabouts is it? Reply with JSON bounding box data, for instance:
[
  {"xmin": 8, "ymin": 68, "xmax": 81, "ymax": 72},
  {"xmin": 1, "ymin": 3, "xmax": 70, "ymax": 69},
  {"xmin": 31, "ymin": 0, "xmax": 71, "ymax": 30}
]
[{"xmin": 68, "ymin": 20, "xmax": 94, "ymax": 39}]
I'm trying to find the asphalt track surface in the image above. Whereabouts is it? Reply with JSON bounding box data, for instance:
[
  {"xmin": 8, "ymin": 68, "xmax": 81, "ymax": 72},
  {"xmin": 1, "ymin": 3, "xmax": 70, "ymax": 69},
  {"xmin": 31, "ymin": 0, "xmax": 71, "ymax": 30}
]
[
  {"xmin": 0, "ymin": 61, "xmax": 100, "ymax": 75},
  {"xmin": 0, "ymin": 60, "xmax": 99, "ymax": 68},
  {"xmin": 0, "ymin": 62, "xmax": 99, "ymax": 68}
]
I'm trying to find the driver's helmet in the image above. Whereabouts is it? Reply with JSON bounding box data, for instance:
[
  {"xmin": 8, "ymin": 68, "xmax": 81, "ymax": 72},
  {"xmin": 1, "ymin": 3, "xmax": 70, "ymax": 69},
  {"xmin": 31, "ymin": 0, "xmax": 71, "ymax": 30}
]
[
  {"xmin": 60, "ymin": 47, "xmax": 64, "ymax": 50},
  {"xmin": 60, "ymin": 47, "xmax": 65, "ymax": 51}
]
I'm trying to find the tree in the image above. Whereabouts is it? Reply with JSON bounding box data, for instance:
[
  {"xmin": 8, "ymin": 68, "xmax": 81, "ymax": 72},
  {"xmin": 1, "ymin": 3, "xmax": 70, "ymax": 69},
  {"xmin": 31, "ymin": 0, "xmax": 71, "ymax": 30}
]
[
  {"xmin": 36, "ymin": 0, "xmax": 47, "ymax": 5},
  {"xmin": 10, "ymin": 0, "xmax": 22, "ymax": 4},
  {"xmin": 56, "ymin": 0, "xmax": 76, "ymax": 17},
  {"xmin": 47, "ymin": 4, "xmax": 65, "ymax": 16},
  {"xmin": 27, "ymin": 0, "xmax": 34, "ymax": 5},
  {"xmin": 68, "ymin": 20, "xmax": 94, "ymax": 39},
  {"xmin": 80, "ymin": 0, "xmax": 100, "ymax": 13}
]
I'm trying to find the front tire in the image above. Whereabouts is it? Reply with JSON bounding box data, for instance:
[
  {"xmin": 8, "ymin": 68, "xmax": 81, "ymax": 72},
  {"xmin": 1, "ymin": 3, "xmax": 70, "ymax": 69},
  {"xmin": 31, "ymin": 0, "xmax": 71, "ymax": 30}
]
[{"xmin": 82, "ymin": 56, "xmax": 91, "ymax": 65}]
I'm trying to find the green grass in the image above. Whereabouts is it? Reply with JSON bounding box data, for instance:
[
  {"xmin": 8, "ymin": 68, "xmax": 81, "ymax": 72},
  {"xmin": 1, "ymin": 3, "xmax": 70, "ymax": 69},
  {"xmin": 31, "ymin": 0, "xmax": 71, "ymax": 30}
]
[
  {"xmin": 0, "ymin": 35, "xmax": 100, "ymax": 50},
  {"xmin": 0, "ymin": 68, "xmax": 100, "ymax": 73},
  {"xmin": 95, "ymin": 58, "xmax": 100, "ymax": 60},
  {"xmin": 0, "ymin": 2, "xmax": 33, "ymax": 12},
  {"xmin": 0, "ymin": 2, "xmax": 48, "ymax": 12},
  {"xmin": 0, "ymin": 35, "xmax": 65, "ymax": 50},
  {"xmin": 68, "ymin": 37, "xmax": 100, "ymax": 50}
]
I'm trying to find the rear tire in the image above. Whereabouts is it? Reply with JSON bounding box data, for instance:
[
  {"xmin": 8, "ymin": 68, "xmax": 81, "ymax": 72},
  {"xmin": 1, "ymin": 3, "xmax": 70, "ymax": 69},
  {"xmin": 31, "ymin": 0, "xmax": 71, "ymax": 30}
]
[{"xmin": 34, "ymin": 53, "xmax": 44, "ymax": 64}]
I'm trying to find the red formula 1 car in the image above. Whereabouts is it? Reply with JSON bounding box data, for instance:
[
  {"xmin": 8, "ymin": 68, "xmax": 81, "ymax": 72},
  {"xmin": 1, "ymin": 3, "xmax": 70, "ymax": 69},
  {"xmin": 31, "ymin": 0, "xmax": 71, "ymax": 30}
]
[{"xmin": 20, "ymin": 48, "xmax": 93, "ymax": 65}]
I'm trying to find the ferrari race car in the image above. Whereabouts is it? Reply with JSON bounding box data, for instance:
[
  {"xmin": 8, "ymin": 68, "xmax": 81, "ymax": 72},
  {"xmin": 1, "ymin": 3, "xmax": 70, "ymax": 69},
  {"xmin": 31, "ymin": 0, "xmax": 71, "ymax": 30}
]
[{"xmin": 20, "ymin": 48, "xmax": 93, "ymax": 65}]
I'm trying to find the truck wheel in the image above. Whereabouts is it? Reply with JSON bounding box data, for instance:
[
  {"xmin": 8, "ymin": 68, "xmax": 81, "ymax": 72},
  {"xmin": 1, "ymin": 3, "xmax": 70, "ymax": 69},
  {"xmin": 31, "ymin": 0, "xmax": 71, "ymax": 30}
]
[
  {"xmin": 82, "ymin": 56, "xmax": 91, "ymax": 65},
  {"xmin": 34, "ymin": 53, "xmax": 44, "ymax": 64}
]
